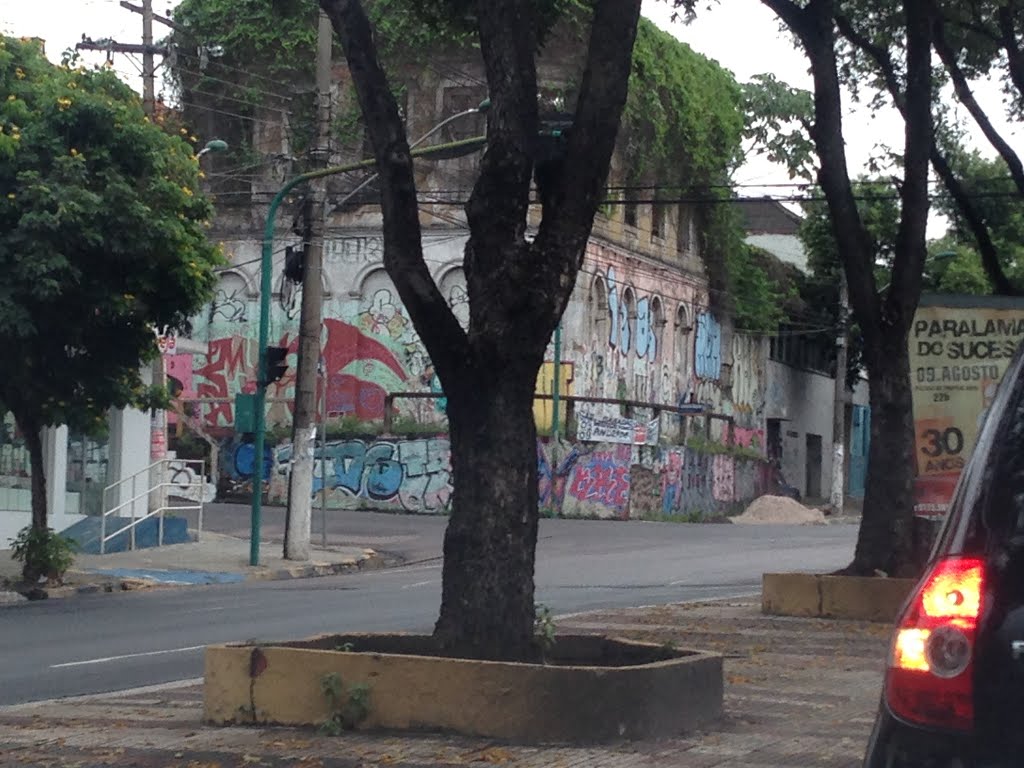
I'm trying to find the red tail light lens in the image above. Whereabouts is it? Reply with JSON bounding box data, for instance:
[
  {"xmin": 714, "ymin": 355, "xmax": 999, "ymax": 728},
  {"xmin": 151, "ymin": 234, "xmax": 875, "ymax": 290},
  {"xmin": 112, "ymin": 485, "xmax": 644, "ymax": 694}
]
[{"xmin": 886, "ymin": 557, "xmax": 985, "ymax": 731}]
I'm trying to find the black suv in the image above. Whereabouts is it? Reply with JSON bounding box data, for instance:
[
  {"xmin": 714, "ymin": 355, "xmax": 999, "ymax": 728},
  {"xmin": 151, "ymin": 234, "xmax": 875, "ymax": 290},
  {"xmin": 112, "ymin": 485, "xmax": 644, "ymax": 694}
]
[{"xmin": 865, "ymin": 344, "xmax": 1024, "ymax": 767}]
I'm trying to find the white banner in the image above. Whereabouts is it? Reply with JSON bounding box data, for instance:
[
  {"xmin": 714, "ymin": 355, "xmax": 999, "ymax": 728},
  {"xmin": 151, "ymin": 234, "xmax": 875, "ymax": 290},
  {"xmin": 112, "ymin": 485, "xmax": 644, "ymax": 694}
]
[{"xmin": 577, "ymin": 412, "xmax": 660, "ymax": 446}]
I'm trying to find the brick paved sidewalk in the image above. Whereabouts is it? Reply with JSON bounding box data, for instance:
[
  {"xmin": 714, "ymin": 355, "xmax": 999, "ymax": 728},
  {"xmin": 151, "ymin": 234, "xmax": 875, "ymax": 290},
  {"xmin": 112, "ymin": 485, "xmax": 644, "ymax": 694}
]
[{"xmin": 0, "ymin": 599, "xmax": 889, "ymax": 767}]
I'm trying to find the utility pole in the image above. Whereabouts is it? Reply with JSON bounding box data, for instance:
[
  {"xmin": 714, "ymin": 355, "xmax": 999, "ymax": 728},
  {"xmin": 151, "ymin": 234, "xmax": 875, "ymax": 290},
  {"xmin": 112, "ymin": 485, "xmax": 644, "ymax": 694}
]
[
  {"xmin": 284, "ymin": 10, "xmax": 332, "ymax": 560},
  {"xmin": 141, "ymin": 0, "xmax": 155, "ymax": 116},
  {"xmin": 830, "ymin": 270, "xmax": 849, "ymax": 514},
  {"xmin": 77, "ymin": 0, "xmax": 168, "ymax": 105}
]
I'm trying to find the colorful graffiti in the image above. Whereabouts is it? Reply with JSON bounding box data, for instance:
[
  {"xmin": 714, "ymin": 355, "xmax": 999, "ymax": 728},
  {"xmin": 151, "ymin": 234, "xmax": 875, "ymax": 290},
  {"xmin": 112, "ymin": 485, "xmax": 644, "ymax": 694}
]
[
  {"xmin": 563, "ymin": 444, "xmax": 632, "ymax": 519},
  {"xmin": 606, "ymin": 267, "xmax": 659, "ymax": 362},
  {"xmin": 223, "ymin": 430, "xmax": 767, "ymax": 519},
  {"xmin": 270, "ymin": 437, "xmax": 452, "ymax": 513},
  {"xmin": 635, "ymin": 296, "xmax": 657, "ymax": 360},
  {"xmin": 695, "ymin": 312, "xmax": 722, "ymax": 380}
]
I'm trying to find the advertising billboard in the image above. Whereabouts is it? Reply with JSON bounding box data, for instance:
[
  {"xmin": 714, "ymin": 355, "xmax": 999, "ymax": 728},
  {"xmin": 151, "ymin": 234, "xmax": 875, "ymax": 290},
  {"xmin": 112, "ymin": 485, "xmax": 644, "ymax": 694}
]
[{"xmin": 909, "ymin": 295, "xmax": 1024, "ymax": 518}]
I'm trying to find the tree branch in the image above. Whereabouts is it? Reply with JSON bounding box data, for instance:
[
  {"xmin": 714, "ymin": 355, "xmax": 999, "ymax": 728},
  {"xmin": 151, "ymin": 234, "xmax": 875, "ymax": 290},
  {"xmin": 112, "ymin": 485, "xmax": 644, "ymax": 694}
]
[
  {"xmin": 766, "ymin": 0, "xmax": 882, "ymax": 349},
  {"xmin": 886, "ymin": 0, "xmax": 932, "ymax": 322},
  {"xmin": 930, "ymin": 149, "xmax": 1017, "ymax": 294},
  {"xmin": 997, "ymin": 3, "xmax": 1024, "ymax": 99},
  {"xmin": 838, "ymin": 9, "xmax": 1015, "ymax": 295},
  {"xmin": 934, "ymin": 14, "xmax": 1024, "ymax": 195},
  {"xmin": 531, "ymin": 0, "xmax": 642, "ymax": 325},
  {"xmin": 760, "ymin": 0, "xmax": 815, "ymax": 39},
  {"xmin": 464, "ymin": 0, "xmax": 538, "ymax": 262},
  {"xmin": 319, "ymin": 0, "xmax": 470, "ymax": 389}
]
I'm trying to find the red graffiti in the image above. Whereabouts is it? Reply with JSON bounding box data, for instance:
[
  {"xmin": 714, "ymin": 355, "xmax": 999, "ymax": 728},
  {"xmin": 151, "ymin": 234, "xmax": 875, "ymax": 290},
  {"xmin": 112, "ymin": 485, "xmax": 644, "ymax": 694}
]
[
  {"xmin": 322, "ymin": 319, "xmax": 410, "ymax": 420},
  {"xmin": 568, "ymin": 450, "xmax": 631, "ymax": 515},
  {"xmin": 195, "ymin": 334, "xmax": 297, "ymax": 426}
]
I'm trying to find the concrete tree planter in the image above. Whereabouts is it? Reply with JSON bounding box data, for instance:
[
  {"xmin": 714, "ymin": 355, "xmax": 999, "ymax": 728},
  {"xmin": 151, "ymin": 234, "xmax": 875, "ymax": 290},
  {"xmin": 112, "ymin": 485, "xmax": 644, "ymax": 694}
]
[
  {"xmin": 204, "ymin": 633, "xmax": 723, "ymax": 743},
  {"xmin": 762, "ymin": 572, "xmax": 917, "ymax": 622}
]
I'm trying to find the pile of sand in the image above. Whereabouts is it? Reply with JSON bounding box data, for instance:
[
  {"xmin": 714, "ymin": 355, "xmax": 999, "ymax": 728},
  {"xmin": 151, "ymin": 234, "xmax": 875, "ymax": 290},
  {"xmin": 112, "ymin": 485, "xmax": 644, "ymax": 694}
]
[{"xmin": 731, "ymin": 495, "xmax": 827, "ymax": 525}]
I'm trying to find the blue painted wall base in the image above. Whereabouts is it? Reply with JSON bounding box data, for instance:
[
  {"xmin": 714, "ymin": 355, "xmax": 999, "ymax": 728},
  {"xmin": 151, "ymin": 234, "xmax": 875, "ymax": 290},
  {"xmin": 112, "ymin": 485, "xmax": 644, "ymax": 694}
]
[{"xmin": 62, "ymin": 515, "xmax": 191, "ymax": 555}]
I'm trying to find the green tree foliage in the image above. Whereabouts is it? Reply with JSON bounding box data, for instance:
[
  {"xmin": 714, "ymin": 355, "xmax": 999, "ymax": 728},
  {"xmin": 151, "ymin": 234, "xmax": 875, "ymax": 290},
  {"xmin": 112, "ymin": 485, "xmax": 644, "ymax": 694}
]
[
  {"xmin": 936, "ymin": 150, "xmax": 1024, "ymax": 289},
  {"xmin": 0, "ymin": 37, "xmax": 223, "ymax": 549},
  {"xmin": 923, "ymin": 238, "xmax": 992, "ymax": 295},
  {"xmin": 798, "ymin": 179, "xmax": 903, "ymax": 387},
  {"xmin": 742, "ymin": 73, "xmax": 816, "ymax": 181}
]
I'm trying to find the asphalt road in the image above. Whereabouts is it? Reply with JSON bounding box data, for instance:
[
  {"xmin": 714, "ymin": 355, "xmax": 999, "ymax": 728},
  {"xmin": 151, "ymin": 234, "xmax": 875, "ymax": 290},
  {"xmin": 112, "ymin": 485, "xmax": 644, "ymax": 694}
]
[{"xmin": 0, "ymin": 516, "xmax": 859, "ymax": 706}]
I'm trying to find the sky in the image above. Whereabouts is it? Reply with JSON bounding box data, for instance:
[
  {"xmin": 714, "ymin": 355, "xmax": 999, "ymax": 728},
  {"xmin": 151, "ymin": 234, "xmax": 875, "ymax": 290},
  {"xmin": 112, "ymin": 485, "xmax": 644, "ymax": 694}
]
[{"xmin": 3, "ymin": 0, "xmax": 1020, "ymax": 216}]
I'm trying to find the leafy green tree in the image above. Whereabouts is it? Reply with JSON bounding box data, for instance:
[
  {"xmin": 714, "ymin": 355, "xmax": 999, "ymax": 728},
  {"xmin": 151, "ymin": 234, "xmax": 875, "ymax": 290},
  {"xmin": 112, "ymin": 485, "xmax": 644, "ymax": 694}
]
[
  {"xmin": 735, "ymin": 0, "xmax": 935, "ymax": 577},
  {"xmin": 0, "ymin": 38, "xmax": 222, "ymax": 576},
  {"xmin": 935, "ymin": 150, "xmax": 1024, "ymax": 290}
]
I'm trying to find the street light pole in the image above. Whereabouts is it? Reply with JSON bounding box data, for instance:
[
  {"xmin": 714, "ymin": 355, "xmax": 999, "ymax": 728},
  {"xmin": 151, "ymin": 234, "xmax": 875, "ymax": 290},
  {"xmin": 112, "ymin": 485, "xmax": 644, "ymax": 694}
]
[{"xmin": 249, "ymin": 134, "xmax": 487, "ymax": 566}]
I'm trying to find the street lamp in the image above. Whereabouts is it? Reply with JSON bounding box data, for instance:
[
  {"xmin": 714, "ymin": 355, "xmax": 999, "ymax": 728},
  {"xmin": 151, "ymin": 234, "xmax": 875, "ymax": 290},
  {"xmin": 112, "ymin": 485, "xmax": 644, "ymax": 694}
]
[
  {"xmin": 247, "ymin": 105, "xmax": 489, "ymax": 566},
  {"xmin": 196, "ymin": 138, "xmax": 229, "ymax": 158}
]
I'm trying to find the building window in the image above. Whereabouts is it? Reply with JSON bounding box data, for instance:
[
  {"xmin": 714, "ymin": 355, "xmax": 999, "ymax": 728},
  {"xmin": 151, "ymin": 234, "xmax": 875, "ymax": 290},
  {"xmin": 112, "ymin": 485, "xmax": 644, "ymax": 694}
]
[
  {"xmin": 675, "ymin": 304, "xmax": 692, "ymax": 380},
  {"xmin": 651, "ymin": 204, "xmax": 665, "ymax": 240},
  {"xmin": 624, "ymin": 200, "xmax": 638, "ymax": 228},
  {"xmin": 588, "ymin": 277, "xmax": 608, "ymax": 341},
  {"xmin": 677, "ymin": 206, "xmax": 693, "ymax": 254}
]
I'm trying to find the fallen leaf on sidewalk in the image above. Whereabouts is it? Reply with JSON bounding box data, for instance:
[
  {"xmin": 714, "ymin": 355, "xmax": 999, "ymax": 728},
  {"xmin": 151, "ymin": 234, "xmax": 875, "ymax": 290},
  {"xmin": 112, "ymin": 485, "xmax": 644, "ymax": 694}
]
[{"xmin": 464, "ymin": 747, "xmax": 512, "ymax": 764}]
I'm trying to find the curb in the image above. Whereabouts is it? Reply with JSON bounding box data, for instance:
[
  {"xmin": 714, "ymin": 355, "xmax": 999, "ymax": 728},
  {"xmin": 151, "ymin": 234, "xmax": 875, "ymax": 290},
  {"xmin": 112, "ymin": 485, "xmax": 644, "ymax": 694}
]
[
  {"xmin": 245, "ymin": 549, "xmax": 385, "ymax": 582},
  {"xmin": 2, "ymin": 550, "xmax": 387, "ymax": 603}
]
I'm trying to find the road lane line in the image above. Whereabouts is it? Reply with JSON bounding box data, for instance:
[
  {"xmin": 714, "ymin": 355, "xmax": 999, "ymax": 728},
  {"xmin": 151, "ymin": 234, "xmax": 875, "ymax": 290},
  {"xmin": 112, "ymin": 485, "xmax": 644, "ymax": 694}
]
[
  {"xmin": 401, "ymin": 580, "xmax": 435, "ymax": 589},
  {"xmin": 50, "ymin": 645, "xmax": 205, "ymax": 669},
  {"xmin": 552, "ymin": 591, "xmax": 759, "ymax": 621}
]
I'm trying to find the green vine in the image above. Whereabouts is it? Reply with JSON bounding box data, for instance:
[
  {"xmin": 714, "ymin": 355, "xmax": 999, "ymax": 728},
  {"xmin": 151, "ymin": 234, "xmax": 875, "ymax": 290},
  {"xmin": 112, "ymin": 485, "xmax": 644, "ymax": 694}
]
[
  {"xmin": 169, "ymin": 3, "xmax": 765, "ymax": 326},
  {"xmin": 621, "ymin": 19, "xmax": 744, "ymax": 189}
]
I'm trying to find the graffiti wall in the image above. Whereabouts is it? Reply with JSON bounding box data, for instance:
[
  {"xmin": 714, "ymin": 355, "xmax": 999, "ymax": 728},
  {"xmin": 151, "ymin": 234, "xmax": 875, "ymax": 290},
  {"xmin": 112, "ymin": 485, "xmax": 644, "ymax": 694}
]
[
  {"xmin": 223, "ymin": 431, "xmax": 766, "ymax": 518},
  {"xmin": 186, "ymin": 235, "xmax": 468, "ymax": 429},
  {"xmin": 558, "ymin": 240, "xmax": 768, "ymax": 448}
]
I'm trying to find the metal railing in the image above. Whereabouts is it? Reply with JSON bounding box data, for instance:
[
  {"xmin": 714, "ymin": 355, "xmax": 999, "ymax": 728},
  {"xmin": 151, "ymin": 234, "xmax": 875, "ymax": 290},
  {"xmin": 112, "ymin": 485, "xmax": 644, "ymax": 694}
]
[
  {"xmin": 382, "ymin": 391, "xmax": 731, "ymax": 442},
  {"xmin": 99, "ymin": 458, "xmax": 206, "ymax": 555}
]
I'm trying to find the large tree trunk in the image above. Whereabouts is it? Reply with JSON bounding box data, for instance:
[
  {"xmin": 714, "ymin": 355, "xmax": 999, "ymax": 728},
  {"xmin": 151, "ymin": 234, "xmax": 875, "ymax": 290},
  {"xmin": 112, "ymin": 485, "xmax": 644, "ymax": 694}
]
[
  {"xmin": 322, "ymin": 0, "xmax": 640, "ymax": 660},
  {"xmin": 24, "ymin": 422, "xmax": 47, "ymax": 532},
  {"xmin": 21, "ymin": 419, "xmax": 49, "ymax": 582},
  {"xmin": 851, "ymin": 337, "xmax": 917, "ymax": 576},
  {"xmin": 764, "ymin": 0, "xmax": 932, "ymax": 577},
  {"xmin": 434, "ymin": 364, "xmax": 541, "ymax": 661}
]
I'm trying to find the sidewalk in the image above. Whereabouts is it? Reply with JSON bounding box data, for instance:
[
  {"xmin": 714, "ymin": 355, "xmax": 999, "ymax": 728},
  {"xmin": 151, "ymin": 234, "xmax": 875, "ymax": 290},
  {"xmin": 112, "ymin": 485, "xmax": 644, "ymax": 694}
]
[
  {"xmin": 0, "ymin": 532, "xmax": 383, "ymax": 598},
  {"xmin": 0, "ymin": 598, "xmax": 888, "ymax": 767}
]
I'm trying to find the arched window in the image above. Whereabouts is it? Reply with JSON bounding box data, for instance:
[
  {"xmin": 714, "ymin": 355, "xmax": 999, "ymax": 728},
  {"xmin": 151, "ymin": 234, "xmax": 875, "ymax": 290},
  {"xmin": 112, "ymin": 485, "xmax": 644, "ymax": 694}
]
[
  {"xmin": 437, "ymin": 267, "xmax": 469, "ymax": 331},
  {"xmin": 621, "ymin": 287, "xmax": 636, "ymax": 357},
  {"xmin": 588, "ymin": 276, "xmax": 608, "ymax": 343},
  {"xmin": 650, "ymin": 296, "xmax": 665, "ymax": 361},
  {"xmin": 675, "ymin": 303, "xmax": 692, "ymax": 380}
]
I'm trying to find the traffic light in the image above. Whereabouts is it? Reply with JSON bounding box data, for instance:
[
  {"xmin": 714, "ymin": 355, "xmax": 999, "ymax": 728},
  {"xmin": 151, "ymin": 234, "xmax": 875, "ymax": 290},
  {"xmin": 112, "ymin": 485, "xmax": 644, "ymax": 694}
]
[
  {"xmin": 284, "ymin": 244, "xmax": 304, "ymax": 283},
  {"xmin": 265, "ymin": 346, "xmax": 289, "ymax": 384}
]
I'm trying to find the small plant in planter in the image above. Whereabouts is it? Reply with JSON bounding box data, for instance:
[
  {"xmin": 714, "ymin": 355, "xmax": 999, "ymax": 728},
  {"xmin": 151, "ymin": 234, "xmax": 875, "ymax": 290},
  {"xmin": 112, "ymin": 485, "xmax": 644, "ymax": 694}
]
[
  {"xmin": 10, "ymin": 526, "xmax": 77, "ymax": 584},
  {"xmin": 534, "ymin": 603, "xmax": 557, "ymax": 659},
  {"xmin": 319, "ymin": 672, "xmax": 371, "ymax": 734}
]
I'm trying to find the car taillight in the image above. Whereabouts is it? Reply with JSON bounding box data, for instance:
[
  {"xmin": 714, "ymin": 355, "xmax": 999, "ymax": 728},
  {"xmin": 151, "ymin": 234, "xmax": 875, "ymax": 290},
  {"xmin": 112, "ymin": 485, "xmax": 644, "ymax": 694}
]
[{"xmin": 886, "ymin": 556, "xmax": 985, "ymax": 731}]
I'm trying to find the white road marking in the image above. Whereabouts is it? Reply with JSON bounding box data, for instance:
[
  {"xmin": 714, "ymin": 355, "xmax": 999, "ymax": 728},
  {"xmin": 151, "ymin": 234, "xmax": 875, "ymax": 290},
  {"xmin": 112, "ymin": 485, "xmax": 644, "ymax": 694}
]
[
  {"xmin": 401, "ymin": 580, "xmax": 435, "ymax": 590},
  {"xmin": 553, "ymin": 591, "xmax": 759, "ymax": 621},
  {"xmin": 50, "ymin": 645, "xmax": 206, "ymax": 669}
]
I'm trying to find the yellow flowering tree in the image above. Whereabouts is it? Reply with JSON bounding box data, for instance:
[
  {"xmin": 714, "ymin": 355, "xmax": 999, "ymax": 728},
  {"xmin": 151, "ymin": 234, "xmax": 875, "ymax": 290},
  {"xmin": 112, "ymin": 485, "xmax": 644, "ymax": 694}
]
[{"xmin": 0, "ymin": 37, "xmax": 222, "ymax": 578}]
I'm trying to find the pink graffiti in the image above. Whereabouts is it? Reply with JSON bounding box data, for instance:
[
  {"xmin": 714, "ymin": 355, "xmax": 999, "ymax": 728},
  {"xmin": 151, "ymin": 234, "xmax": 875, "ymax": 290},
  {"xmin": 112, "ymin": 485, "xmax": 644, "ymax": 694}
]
[
  {"xmin": 568, "ymin": 446, "xmax": 631, "ymax": 516},
  {"xmin": 730, "ymin": 427, "xmax": 764, "ymax": 450},
  {"xmin": 712, "ymin": 454, "xmax": 735, "ymax": 502}
]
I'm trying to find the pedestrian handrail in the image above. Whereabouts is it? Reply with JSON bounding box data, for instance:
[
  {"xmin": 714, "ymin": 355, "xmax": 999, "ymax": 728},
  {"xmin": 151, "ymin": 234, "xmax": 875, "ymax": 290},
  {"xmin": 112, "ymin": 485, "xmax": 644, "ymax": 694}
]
[{"xmin": 99, "ymin": 459, "xmax": 206, "ymax": 554}]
